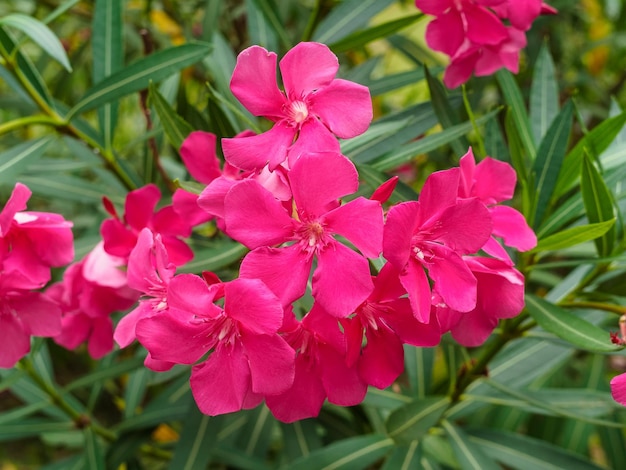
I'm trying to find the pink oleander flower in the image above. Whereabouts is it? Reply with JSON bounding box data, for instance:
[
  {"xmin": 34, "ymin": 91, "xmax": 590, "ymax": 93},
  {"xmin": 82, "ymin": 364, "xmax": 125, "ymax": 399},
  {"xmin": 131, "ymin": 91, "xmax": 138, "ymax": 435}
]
[
  {"xmin": 340, "ymin": 262, "xmax": 442, "ymax": 389},
  {"xmin": 416, "ymin": 0, "xmax": 556, "ymax": 88},
  {"xmin": 434, "ymin": 256, "xmax": 525, "ymax": 346},
  {"xmin": 135, "ymin": 275, "xmax": 295, "ymax": 416},
  {"xmin": 101, "ymin": 184, "xmax": 193, "ymax": 266},
  {"xmin": 611, "ymin": 373, "xmax": 626, "ymax": 407},
  {"xmin": 222, "ymin": 42, "xmax": 372, "ymax": 171},
  {"xmin": 48, "ymin": 242, "xmax": 138, "ymax": 359},
  {"xmin": 225, "ymin": 151, "xmax": 383, "ymax": 318},
  {"xmin": 265, "ymin": 308, "xmax": 367, "ymax": 423},
  {"xmin": 383, "ymin": 168, "xmax": 492, "ymax": 322},
  {"xmin": 0, "ymin": 183, "xmax": 74, "ymax": 289},
  {"xmin": 458, "ymin": 148, "xmax": 536, "ymax": 261}
]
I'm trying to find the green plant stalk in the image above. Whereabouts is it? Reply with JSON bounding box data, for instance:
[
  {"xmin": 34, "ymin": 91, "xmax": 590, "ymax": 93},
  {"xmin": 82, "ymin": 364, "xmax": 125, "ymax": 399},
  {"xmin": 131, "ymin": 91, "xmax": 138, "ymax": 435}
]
[
  {"xmin": 0, "ymin": 115, "xmax": 60, "ymax": 135},
  {"xmin": 461, "ymin": 84, "xmax": 486, "ymax": 157},
  {"xmin": 0, "ymin": 47, "xmax": 137, "ymax": 191},
  {"xmin": 559, "ymin": 300, "xmax": 626, "ymax": 316}
]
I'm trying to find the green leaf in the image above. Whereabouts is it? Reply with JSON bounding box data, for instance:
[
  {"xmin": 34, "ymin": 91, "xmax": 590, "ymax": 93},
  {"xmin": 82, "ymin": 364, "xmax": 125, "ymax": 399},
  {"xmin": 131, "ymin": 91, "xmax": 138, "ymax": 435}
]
[
  {"xmin": 404, "ymin": 345, "xmax": 435, "ymax": 399},
  {"xmin": 148, "ymin": 82, "xmax": 193, "ymax": 151},
  {"xmin": 385, "ymin": 397, "xmax": 450, "ymax": 444},
  {"xmin": 287, "ymin": 434, "xmax": 394, "ymax": 470},
  {"xmin": 525, "ymin": 294, "xmax": 621, "ymax": 353},
  {"xmin": 246, "ymin": 0, "xmax": 278, "ymax": 52},
  {"xmin": 468, "ymin": 428, "xmax": 606, "ymax": 470},
  {"xmin": 168, "ymin": 406, "xmax": 224, "ymax": 470},
  {"xmin": 19, "ymin": 174, "xmax": 122, "ymax": 203},
  {"xmin": 362, "ymin": 387, "xmax": 413, "ymax": 410},
  {"xmin": 84, "ymin": 428, "xmax": 106, "ymax": 470},
  {"xmin": 553, "ymin": 112, "xmax": 626, "ymax": 197},
  {"xmin": 249, "ymin": 0, "xmax": 291, "ymax": 49},
  {"xmin": 356, "ymin": 163, "xmax": 418, "ymax": 204},
  {"xmin": 93, "ymin": 0, "xmax": 123, "ymax": 150},
  {"xmin": 0, "ymin": 14, "xmax": 72, "ymax": 71},
  {"xmin": 367, "ymin": 68, "xmax": 428, "ymax": 96},
  {"xmin": 69, "ymin": 42, "xmax": 212, "ymax": 117},
  {"xmin": 329, "ymin": 13, "xmax": 424, "ymax": 54},
  {"xmin": 313, "ymin": 0, "xmax": 395, "ymax": 44},
  {"xmin": 180, "ymin": 239, "xmax": 248, "ymax": 273},
  {"xmin": 532, "ymin": 219, "xmax": 616, "ymax": 252},
  {"xmin": 106, "ymin": 430, "xmax": 153, "ymax": 469},
  {"xmin": 280, "ymin": 419, "xmax": 322, "ymax": 462},
  {"xmin": 43, "ymin": 0, "xmax": 82, "ymax": 24},
  {"xmin": 0, "ymin": 419, "xmax": 75, "ymax": 442},
  {"xmin": 0, "ymin": 136, "xmax": 53, "ymax": 183},
  {"xmin": 497, "ymin": 69, "xmax": 535, "ymax": 159},
  {"xmin": 371, "ymin": 109, "xmax": 500, "ymax": 171},
  {"xmin": 236, "ymin": 406, "xmax": 276, "ymax": 458},
  {"xmin": 381, "ymin": 441, "xmax": 422, "ymax": 470},
  {"xmin": 581, "ymin": 152, "xmax": 617, "ymax": 256},
  {"xmin": 212, "ymin": 445, "xmax": 271, "ymax": 470},
  {"xmin": 425, "ymin": 67, "xmax": 468, "ymax": 156},
  {"xmin": 442, "ymin": 421, "xmax": 501, "ymax": 470},
  {"xmin": 530, "ymin": 43, "xmax": 559, "ymax": 143},
  {"xmin": 532, "ymin": 100, "xmax": 573, "ymax": 226},
  {"xmin": 123, "ymin": 367, "xmax": 150, "ymax": 419},
  {"xmin": 63, "ymin": 356, "xmax": 145, "ymax": 392}
]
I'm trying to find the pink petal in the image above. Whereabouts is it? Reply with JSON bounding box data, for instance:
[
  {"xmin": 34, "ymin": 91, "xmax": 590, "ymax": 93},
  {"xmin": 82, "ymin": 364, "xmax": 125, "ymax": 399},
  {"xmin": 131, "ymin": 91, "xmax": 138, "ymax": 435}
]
[
  {"xmin": 159, "ymin": 235, "xmax": 194, "ymax": 267},
  {"xmin": 491, "ymin": 205, "xmax": 537, "ymax": 251},
  {"xmin": 82, "ymin": 242, "xmax": 128, "ymax": 288},
  {"xmin": 266, "ymin": 354, "xmax": 327, "ymax": 422},
  {"xmin": 224, "ymin": 180, "xmax": 294, "ymax": 249},
  {"xmin": 370, "ymin": 262, "xmax": 407, "ymax": 303},
  {"xmin": 309, "ymin": 79, "xmax": 372, "ymax": 139},
  {"xmin": 414, "ymin": 0, "xmax": 454, "ymax": 15},
  {"xmin": 449, "ymin": 310, "xmax": 498, "ymax": 347},
  {"xmin": 381, "ymin": 298, "xmax": 442, "ymax": 346},
  {"xmin": 505, "ymin": 0, "xmax": 542, "ymax": 31},
  {"xmin": 286, "ymin": 118, "xmax": 341, "ymax": 167},
  {"xmin": 383, "ymin": 201, "xmax": 420, "ymax": 270},
  {"xmin": 127, "ymin": 229, "xmax": 171, "ymax": 293},
  {"xmin": 359, "ymin": 327, "xmax": 405, "ymax": 389},
  {"xmin": 290, "ymin": 152, "xmax": 358, "ymax": 218},
  {"xmin": 87, "ymin": 316, "xmax": 114, "ymax": 359},
  {"xmin": 54, "ymin": 312, "xmax": 91, "ymax": 350},
  {"xmin": 241, "ymin": 332, "xmax": 295, "ymax": 395},
  {"xmin": 318, "ymin": 343, "xmax": 367, "ymax": 406},
  {"xmin": 443, "ymin": 49, "xmax": 479, "ymax": 88},
  {"xmin": 125, "ymin": 184, "xmax": 161, "ymax": 231},
  {"xmin": 370, "ymin": 177, "xmax": 399, "ymax": 204},
  {"xmin": 0, "ymin": 182, "xmax": 31, "ymax": 237},
  {"xmin": 323, "ymin": 197, "xmax": 383, "ymax": 258},
  {"xmin": 240, "ymin": 245, "xmax": 312, "ymax": 308},
  {"xmin": 230, "ymin": 45, "xmax": 286, "ymax": 118},
  {"xmin": 191, "ymin": 342, "xmax": 251, "ymax": 415},
  {"xmin": 419, "ymin": 168, "xmax": 460, "ymax": 217},
  {"xmin": 100, "ymin": 219, "xmax": 136, "ymax": 259},
  {"xmin": 610, "ymin": 373, "xmax": 626, "ymax": 406},
  {"xmin": 180, "ymin": 131, "xmax": 222, "ymax": 184},
  {"xmin": 400, "ymin": 259, "xmax": 433, "ymax": 323},
  {"xmin": 464, "ymin": 3, "xmax": 509, "ymax": 46},
  {"xmin": 16, "ymin": 213, "xmax": 74, "ymax": 267},
  {"xmin": 432, "ymin": 198, "xmax": 493, "ymax": 254},
  {"xmin": 428, "ymin": 244, "xmax": 477, "ymax": 312},
  {"xmin": 114, "ymin": 303, "xmax": 151, "ymax": 348},
  {"xmin": 172, "ymin": 190, "xmax": 213, "ymax": 227},
  {"xmin": 198, "ymin": 176, "xmax": 238, "ymax": 219},
  {"xmin": 225, "ymin": 278, "xmax": 284, "ymax": 334},
  {"xmin": 425, "ymin": 10, "xmax": 465, "ymax": 56},
  {"xmin": 313, "ymin": 242, "xmax": 374, "ymax": 318},
  {"xmin": 279, "ymin": 42, "xmax": 338, "ymax": 98},
  {"xmin": 0, "ymin": 313, "xmax": 31, "ymax": 368},
  {"xmin": 472, "ymin": 156, "xmax": 517, "ymax": 203},
  {"xmin": 11, "ymin": 292, "xmax": 61, "ymax": 337},
  {"xmin": 222, "ymin": 123, "xmax": 295, "ymax": 171},
  {"xmin": 166, "ymin": 274, "xmax": 220, "ymax": 318}
]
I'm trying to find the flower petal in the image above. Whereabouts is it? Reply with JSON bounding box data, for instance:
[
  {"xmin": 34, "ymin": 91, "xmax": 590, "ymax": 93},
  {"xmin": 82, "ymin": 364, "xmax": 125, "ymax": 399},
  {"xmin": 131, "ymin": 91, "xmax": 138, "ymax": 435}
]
[
  {"xmin": 610, "ymin": 372, "xmax": 626, "ymax": 407},
  {"xmin": 279, "ymin": 42, "xmax": 338, "ymax": 98},
  {"xmin": 0, "ymin": 182, "xmax": 31, "ymax": 237},
  {"xmin": 490, "ymin": 205, "xmax": 537, "ymax": 251},
  {"xmin": 180, "ymin": 131, "xmax": 222, "ymax": 184},
  {"xmin": 383, "ymin": 201, "xmax": 420, "ymax": 270},
  {"xmin": 286, "ymin": 118, "xmax": 341, "ymax": 167},
  {"xmin": 425, "ymin": 10, "xmax": 465, "ymax": 56},
  {"xmin": 125, "ymin": 184, "xmax": 161, "ymax": 231},
  {"xmin": 0, "ymin": 314, "xmax": 31, "ymax": 368},
  {"xmin": 225, "ymin": 278, "xmax": 284, "ymax": 334},
  {"xmin": 241, "ymin": 332, "xmax": 295, "ymax": 395},
  {"xmin": 359, "ymin": 327, "xmax": 405, "ymax": 389},
  {"xmin": 222, "ymin": 123, "xmax": 295, "ymax": 171},
  {"xmin": 399, "ymin": 259, "xmax": 433, "ymax": 323}
]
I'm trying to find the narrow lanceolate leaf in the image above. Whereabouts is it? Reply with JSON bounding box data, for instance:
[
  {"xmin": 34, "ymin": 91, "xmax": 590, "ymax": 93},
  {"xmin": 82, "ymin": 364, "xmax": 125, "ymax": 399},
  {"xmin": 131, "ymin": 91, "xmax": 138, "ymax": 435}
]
[
  {"xmin": 248, "ymin": 0, "xmax": 291, "ymax": 49},
  {"xmin": 530, "ymin": 44, "xmax": 559, "ymax": 143},
  {"xmin": 525, "ymin": 295, "xmax": 622, "ymax": 353},
  {"xmin": 531, "ymin": 100, "xmax": 573, "ymax": 227},
  {"xmin": 381, "ymin": 441, "xmax": 422, "ymax": 470},
  {"xmin": 553, "ymin": 111, "xmax": 626, "ymax": 197},
  {"xmin": 404, "ymin": 345, "xmax": 435, "ymax": 399},
  {"xmin": 168, "ymin": 406, "xmax": 225, "ymax": 470},
  {"xmin": 246, "ymin": 0, "xmax": 278, "ymax": 52},
  {"xmin": 84, "ymin": 428, "xmax": 106, "ymax": 470},
  {"xmin": 280, "ymin": 420, "xmax": 322, "ymax": 462},
  {"xmin": 468, "ymin": 428, "xmax": 606, "ymax": 470},
  {"xmin": 441, "ymin": 421, "xmax": 501, "ymax": 470},
  {"xmin": 69, "ymin": 42, "xmax": 212, "ymax": 117},
  {"xmin": 0, "ymin": 136, "xmax": 53, "ymax": 183},
  {"xmin": 532, "ymin": 219, "xmax": 615, "ymax": 252},
  {"xmin": 581, "ymin": 153, "xmax": 617, "ymax": 256},
  {"xmin": 497, "ymin": 69, "xmax": 535, "ymax": 159},
  {"xmin": 93, "ymin": 0, "xmax": 123, "ymax": 150},
  {"xmin": 371, "ymin": 109, "xmax": 500, "ymax": 171},
  {"xmin": 385, "ymin": 397, "xmax": 450, "ymax": 444},
  {"xmin": 313, "ymin": 0, "xmax": 395, "ymax": 44},
  {"xmin": 329, "ymin": 13, "xmax": 424, "ymax": 54},
  {"xmin": 0, "ymin": 14, "xmax": 72, "ymax": 71},
  {"xmin": 287, "ymin": 434, "xmax": 394, "ymax": 470},
  {"xmin": 148, "ymin": 82, "xmax": 193, "ymax": 150}
]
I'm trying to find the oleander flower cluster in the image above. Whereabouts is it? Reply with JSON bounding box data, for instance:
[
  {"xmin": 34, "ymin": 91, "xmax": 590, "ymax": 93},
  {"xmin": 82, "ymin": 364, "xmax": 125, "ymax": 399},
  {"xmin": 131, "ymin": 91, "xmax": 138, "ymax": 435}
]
[
  {"xmin": 112, "ymin": 42, "xmax": 537, "ymax": 422},
  {"xmin": 415, "ymin": 0, "xmax": 557, "ymax": 88}
]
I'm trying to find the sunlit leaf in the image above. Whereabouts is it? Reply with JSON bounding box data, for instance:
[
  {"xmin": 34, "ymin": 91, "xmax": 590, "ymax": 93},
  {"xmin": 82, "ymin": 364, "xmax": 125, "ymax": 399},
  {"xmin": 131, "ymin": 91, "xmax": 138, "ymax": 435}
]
[
  {"xmin": 530, "ymin": 43, "xmax": 559, "ymax": 143},
  {"xmin": 148, "ymin": 82, "xmax": 193, "ymax": 151},
  {"xmin": 497, "ymin": 69, "xmax": 535, "ymax": 159},
  {"xmin": 0, "ymin": 136, "xmax": 53, "ymax": 184},
  {"xmin": 532, "ymin": 219, "xmax": 615, "ymax": 252},
  {"xmin": 313, "ymin": 0, "xmax": 395, "ymax": 44}
]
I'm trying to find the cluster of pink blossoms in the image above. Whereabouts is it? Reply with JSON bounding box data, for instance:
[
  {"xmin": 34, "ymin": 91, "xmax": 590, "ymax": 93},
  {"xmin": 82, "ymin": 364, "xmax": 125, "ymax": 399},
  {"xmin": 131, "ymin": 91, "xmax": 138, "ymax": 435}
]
[
  {"xmin": 415, "ymin": 0, "xmax": 557, "ymax": 88},
  {"xmin": 110, "ymin": 42, "xmax": 538, "ymax": 422},
  {"xmin": 0, "ymin": 183, "xmax": 73, "ymax": 367}
]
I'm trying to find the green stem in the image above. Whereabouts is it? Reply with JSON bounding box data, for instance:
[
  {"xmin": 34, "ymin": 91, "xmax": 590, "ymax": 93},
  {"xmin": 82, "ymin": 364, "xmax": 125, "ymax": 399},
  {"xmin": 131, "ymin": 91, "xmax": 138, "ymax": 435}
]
[
  {"xmin": 0, "ymin": 115, "xmax": 59, "ymax": 136},
  {"xmin": 559, "ymin": 300, "xmax": 626, "ymax": 316},
  {"xmin": 302, "ymin": 0, "xmax": 322, "ymax": 42},
  {"xmin": 461, "ymin": 84, "xmax": 486, "ymax": 157}
]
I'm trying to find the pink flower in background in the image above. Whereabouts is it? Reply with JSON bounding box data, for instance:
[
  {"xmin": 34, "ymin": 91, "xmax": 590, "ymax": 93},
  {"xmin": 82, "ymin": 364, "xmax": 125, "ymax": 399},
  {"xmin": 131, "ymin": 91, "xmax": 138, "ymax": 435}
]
[
  {"xmin": 101, "ymin": 184, "xmax": 193, "ymax": 266},
  {"xmin": 458, "ymin": 148, "xmax": 536, "ymax": 261},
  {"xmin": 48, "ymin": 243, "xmax": 138, "ymax": 359},
  {"xmin": 225, "ymin": 152, "xmax": 383, "ymax": 318},
  {"xmin": 222, "ymin": 42, "xmax": 372, "ymax": 171},
  {"xmin": 383, "ymin": 168, "xmax": 492, "ymax": 322},
  {"xmin": 265, "ymin": 308, "xmax": 367, "ymax": 422},
  {"xmin": 611, "ymin": 373, "xmax": 626, "ymax": 406},
  {"xmin": 435, "ymin": 256, "xmax": 525, "ymax": 346},
  {"xmin": 135, "ymin": 276, "xmax": 295, "ymax": 416}
]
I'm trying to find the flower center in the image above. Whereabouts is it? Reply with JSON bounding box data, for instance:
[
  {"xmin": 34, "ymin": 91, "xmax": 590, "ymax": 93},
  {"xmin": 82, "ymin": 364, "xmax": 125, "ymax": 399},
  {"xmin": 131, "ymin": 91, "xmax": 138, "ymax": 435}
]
[{"xmin": 288, "ymin": 100, "xmax": 309, "ymax": 124}]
